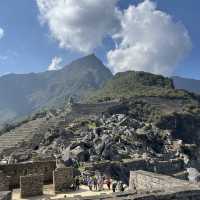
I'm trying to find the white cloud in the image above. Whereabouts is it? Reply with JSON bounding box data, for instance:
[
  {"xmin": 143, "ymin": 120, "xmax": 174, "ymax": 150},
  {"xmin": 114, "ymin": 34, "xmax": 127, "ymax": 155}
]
[
  {"xmin": 0, "ymin": 28, "xmax": 4, "ymax": 39},
  {"xmin": 0, "ymin": 72, "xmax": 11, "ymax": 77},
  {"xmin": 0, "ymin": 55, "xmax": 8, "ymax": 61},
  {"xmin": 36, "ymin": 0, "xmax": 119, "ymax": 53},
  {"xmin": 48, "ymin": 56, "xmax": 63, "ymax": 71},
  {"xmin": 107, "ymin": 0, "xmax": 192, "ymax": 75},
  {"xmin": 0, "ymin": 55, "xmax": 8, "ymax": 64}
]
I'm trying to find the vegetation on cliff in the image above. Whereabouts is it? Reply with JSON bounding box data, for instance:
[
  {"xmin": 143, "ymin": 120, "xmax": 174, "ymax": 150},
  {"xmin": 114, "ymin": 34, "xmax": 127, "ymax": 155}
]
[{"xmin": 89, "ymin": 71, "xmax": 199, "ymax": 101}]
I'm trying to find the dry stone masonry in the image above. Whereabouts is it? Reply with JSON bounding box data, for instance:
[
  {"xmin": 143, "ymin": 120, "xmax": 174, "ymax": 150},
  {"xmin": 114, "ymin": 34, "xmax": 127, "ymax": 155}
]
[
  {"xmin": 20, "ymin": 174, "xmax": 43, "ymax": 198},
  {"xmin": 53, "ymin": 167, "xmax": 74, "ymax": 194},
  {"xmin": 0, "ymin": 161, "xmax": 56, "ymax": 188},
  {"xmin": 0, "ymin": 171, "xmax": 9, "ymax": 192},
  {"xmin": 129, "ymin": 170, "xmax": 200, "ymax": 194}
]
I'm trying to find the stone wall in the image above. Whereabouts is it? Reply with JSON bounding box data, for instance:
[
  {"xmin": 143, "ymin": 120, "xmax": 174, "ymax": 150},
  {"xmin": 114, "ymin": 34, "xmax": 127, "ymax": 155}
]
[
  {"xmin": 84, "ymin": 158, "xmax": 184, "ymax": 184},
  {"xmin": 125, "ymin": 158, "xmax": 184, "ymax": 174},
  {"xmin": 0, "ymin": 171, "xmax": 9, "ymax": 192},
  {"xmin": 0, "ymin": 191, "xmax": 11, "ymax": 200},
  {"xmin": 129, "ymin": 170, "xmax": 199, "ymax": 192},
  {"xmin": 0, "ymin": 161, "xmax": 56, "ymax": 188},
  {"xmin": 58, "ymin": 190, "xmax": 200, "ymax": 200},
  {"xmin": 149, "ymin": 159, "xmax": 184, "ymax": 174},
  {"xmin": 20, "ymin": 174, "xmax": 43, "ymax": 198},
  {"xmin": 71, "ymin": 102, "xmax": 122, "ymax": 115},
  {"xmin": 53, "ymin": 167, "xmax": 74, "ymax": 194}
]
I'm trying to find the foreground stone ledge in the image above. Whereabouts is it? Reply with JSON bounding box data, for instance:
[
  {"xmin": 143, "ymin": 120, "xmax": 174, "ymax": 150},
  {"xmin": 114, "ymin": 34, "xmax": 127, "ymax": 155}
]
[
  {"xmin": 54, "ymin": 189, "xmax": 200, "ymax": 200},
  {"xmin": 129, "ymin": 170, "xmax": 199, "ymax": 192},
  {"xmin": 0, "ymin": 191, "xmax": 11, "ymax": 200}
]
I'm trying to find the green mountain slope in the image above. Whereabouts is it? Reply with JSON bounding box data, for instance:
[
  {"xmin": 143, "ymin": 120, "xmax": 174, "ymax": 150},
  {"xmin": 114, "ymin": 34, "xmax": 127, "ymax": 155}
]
[
  {"xmin": 89, "ymin": 71, "xmax": 197, "ymax": 101},
  {"xmin": 0, "ymin": 54, "xmax": 113, "ymax": 124}
]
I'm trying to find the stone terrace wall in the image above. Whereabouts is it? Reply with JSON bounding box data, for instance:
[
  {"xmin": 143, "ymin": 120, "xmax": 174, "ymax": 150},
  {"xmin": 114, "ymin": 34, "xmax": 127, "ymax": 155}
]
[
  {"xmin": 0, "ymin": 191, "xmax": 11, "ymax": 200},
  {"xmin": 53, "ymin": 167, "xmax": 74, "ymax": 194},
  {"xmin": 84, "ymin": 158, "xmax": 184, "ymax": 183},
  {"xmin": 71, "ymin": 102, "xmax": 123, "ymax": 115},
  {"xmin": 0, "ymin": 161, "xmax": 56, "ymax": 188},
  {"xmin": 149, "ymin": 159, "xmax": 184, "ymax": 174},
  {"xmin": 85, "ymin": 158, "xmax": 183, "ymax": 173},
  {"xmin": 129, "ymin": 170, "xmax": 199, "ymax": 192},
  {"xmin": 20, "ymin": 174, "xmax": 43, "ymax": 198},
  {"xmin": 0, "ymin": 171, "xmax": 9, "ymax": 192},
  {"xmin": 125, "ymin": 158, "xmax": 184, "ymax": 174}
]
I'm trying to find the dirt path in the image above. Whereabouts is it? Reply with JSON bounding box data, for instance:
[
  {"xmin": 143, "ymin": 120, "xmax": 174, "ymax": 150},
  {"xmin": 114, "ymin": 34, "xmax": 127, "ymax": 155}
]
[{"xmin": 12, "ymin": 184, "xmax": 113, "ymax": 200}]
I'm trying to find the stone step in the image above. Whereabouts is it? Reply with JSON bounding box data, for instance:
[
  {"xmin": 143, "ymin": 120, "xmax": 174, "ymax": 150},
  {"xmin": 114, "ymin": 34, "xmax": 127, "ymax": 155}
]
[
  {"xmin": 0, "ymin": 135, "xmax": 32, "ymax": 139},
  {"xmin": 0, "ymin": 118, "xmax": 47, "ymax": 153},
  {"xmin": 0, "ymin": 136, "xmax": 31, "ymax": 140},
  {"xmin": 0, "ymin": 139, "xmax": 30, "ymax": 144},
  {"xmin": 0, "ymin": 144, "xmax": 17, "ymax": 148},
  {"xmin": 11, "ymin": 129, "xmax": 38, "ymax": 132},
  {"xmin": 0, "ymin": 141, "xmax": 30, "ymax": 146},
  {"xmin": 7, "ymin": 132, "xmax": 35, "ymax": 136}
]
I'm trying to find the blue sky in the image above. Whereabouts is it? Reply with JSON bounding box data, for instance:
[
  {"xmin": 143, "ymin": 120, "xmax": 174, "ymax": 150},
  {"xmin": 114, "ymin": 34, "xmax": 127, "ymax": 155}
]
[{"xmin": 0, "ymin": 0, "xmax": 199, "ymax": 79}]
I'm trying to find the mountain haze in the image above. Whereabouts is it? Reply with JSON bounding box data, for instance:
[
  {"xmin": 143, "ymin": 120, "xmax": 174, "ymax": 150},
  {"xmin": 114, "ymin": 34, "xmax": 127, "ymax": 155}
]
[
  {"xmin": 0, "ymin": 54, "xmax": 112, "ymax": 124},
  {"xmin": 173, "ymin": 76, "xmax": 200, "ymax": 94}
]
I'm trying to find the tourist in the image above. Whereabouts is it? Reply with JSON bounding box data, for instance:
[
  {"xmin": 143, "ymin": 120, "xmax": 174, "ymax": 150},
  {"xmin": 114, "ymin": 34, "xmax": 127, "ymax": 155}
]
[
  {"xmin": 112, "ymin": 181, "xmax": 117, "ymax": 192},
  {"xmin": 93, "ymin": 176, "xmax": 98, "ymax": 190},
  {"xmin": 118, "ymin": 181, "xmax": 124, "ymax": 192},
  {"xmin": 88, "ymin": 177, "xmax": 93, "ymax": 191},
  {"xmin": 82, "ymin": 174, "xmax": 88, "ymax": 185},
  {"xmin": 106, "ymin": 177, "xmax": 111, "ymax": 190},
  {"xmin": 98, "ymin": 176, "xmax": 104, "ymax": 191},
  {"xmin": 75, "ymin": 177, "xmax": 80, "ymax": 190},
  {"xmin": 70, "ymin": 180, "xmax": 76, "ymax": 191}
]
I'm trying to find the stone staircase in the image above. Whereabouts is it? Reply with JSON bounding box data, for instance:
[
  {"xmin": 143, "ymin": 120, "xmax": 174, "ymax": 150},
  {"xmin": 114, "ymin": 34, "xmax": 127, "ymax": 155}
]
[{"xmin": 0, "ymin": 118, "xmax": 47, "ymax": 154}]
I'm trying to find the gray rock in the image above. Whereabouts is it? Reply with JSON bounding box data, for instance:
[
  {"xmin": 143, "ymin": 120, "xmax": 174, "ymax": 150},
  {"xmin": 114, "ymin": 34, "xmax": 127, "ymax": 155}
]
[{"xmin": 71, "ymin": 146, "xmax": 90, "ymax": 162}]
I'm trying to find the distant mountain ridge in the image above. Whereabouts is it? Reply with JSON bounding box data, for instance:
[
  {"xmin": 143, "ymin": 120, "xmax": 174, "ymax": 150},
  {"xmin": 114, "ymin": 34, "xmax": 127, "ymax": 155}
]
[
  {"xmin": 172, "ymin": 76, "xmax": 200, "ymax": 94},
  {"xmin": 89, "ymin": 71, "xmax": 197, "ymax": 101},
  {"xmin": 0, "ymin": 54, "xmax": 112, "ymax": 125},
  {"xmin": 0, "ymin": 53, "xmax": 199, "ymax": 126}
]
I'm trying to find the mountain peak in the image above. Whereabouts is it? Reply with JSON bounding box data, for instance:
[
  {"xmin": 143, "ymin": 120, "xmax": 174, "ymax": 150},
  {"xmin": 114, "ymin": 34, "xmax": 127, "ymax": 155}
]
[
  {"xmin": 86, "ymin": 53, "xmax": 96, "ymax": 58},
  {"xmin": 0, "ymin": 54, "xmax": 113, "ymax": 125},
  {"xmin": 75, "ymin": 53, "xmax": 101, "ymax": 63}
]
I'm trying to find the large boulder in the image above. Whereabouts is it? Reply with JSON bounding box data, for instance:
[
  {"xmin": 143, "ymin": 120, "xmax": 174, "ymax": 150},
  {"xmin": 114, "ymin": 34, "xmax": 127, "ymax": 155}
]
[
  {"xmin": 102, "ymin": 143, "xmax": 121, "ymax": 161},
  {"xmin": 43, "ymin": 128, "xmax": 73, "ymax": 146},
  {"xmin": 61, "ymin": 147, "xmax": 71, "ymax": 163},
  {"xmin": 71, "ymin": 146, "xmax": 90, "ymax": 162},
  {"xmin": 95, "ymin": 142, "xmax": 105, "ymax": 155},
  {"xmin": 187, "ymin": 168, "xmax": 200, "ymax": 183}
]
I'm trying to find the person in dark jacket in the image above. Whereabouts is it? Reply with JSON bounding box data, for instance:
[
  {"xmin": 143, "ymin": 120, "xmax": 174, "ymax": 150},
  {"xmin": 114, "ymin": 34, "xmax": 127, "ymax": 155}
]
[
  {"xmin": 112, "ymin": 181, "xmax": 117, "ymax": 192},
  {"xmin": 75, "ymin": 177, "xmax": 80, "ymax": 190}
]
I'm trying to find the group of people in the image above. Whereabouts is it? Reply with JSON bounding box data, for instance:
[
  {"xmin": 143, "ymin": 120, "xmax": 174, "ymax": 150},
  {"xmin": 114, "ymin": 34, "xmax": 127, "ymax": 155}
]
[
  {"xmin": 83, "ymin": 175, "xmax": 126, "ymax": 192},
  {"xmin": 71, "ymin": 174, "xmax": 126, "ymax": 193}
]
